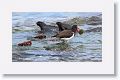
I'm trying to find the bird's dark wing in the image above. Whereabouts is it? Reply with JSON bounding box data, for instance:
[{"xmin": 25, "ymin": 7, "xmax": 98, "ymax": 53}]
[{"xmin": 57, "ymin": 30, "xmax": 73, "ymax": 38}]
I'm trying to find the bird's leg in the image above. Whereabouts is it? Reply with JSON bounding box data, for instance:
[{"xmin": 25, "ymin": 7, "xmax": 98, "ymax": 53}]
[{"xmin": 61, "ymin": 39, "xmax": 67, "ymax": 43}]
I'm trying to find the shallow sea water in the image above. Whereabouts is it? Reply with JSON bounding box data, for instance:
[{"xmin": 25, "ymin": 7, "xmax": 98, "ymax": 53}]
[{"xmin": 12, "ymin": 12, "xmax": 102, "ymax": 62}]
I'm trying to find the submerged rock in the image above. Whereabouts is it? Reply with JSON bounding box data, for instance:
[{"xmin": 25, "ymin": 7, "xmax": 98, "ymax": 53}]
[
  {"xmin": 86, "ymin": 15, "xmax": 102, "ymax": 25},
  {"xmin": 44, "ymin": 42, "xmax": 71, "ymax": 51},
  {"xmin": 63, "ymin": 17, "xmax": 86, "ymax": 25},
  {"xmin": 85, "ymin": 27, "xmax": 102, "ymax": 32},
  {"xmin": 18, "ymin": 40, "xmax": 32, "ymax": 46},
  {"xmin": 33, "ymin": 34, "xmax": 46, "ymax": 39},
  {"xmin": 62, "ymin": 14, "xmax": 102, "ymax": 26}
]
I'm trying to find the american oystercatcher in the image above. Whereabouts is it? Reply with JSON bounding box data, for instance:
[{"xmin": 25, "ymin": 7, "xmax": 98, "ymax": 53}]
[{"xmin": 52, "ymin": 25, "xmax": 80, "ymax": 41}]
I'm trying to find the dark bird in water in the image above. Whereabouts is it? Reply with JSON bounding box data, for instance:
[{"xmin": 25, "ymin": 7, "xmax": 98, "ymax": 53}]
[
  {"xmin": 52, "ymin": 25, "xmax": 80, "ymax": 41},
  {"xmin": 36, "ymin": 21, "xmax": 58, "ymax": 36},
  {"xmin": 36, "ymin": 21, "xmax": 57, "ymax": 33},
  {"xmin": 56, "ymin": 22, "xmax": 72, "ymax": 32},
  {"xmin": 56, "ymin": 22, "xmax": 101, "ymax": 33},
  {"xmin": 36, "ymin": 21, "xmax": 46, "ymax": 31}
]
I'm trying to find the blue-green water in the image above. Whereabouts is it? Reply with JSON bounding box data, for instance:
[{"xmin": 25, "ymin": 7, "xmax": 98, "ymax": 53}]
[{"xmin": 12, "ymin": 12, "xmax": 102, "ymax": 62}]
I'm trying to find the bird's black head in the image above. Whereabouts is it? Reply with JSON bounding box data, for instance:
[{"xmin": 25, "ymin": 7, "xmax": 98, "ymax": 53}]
[
  {"xmin": 56, "ymin": 22, "xmax": 62, "ymax": 25},
  {"xmin": 56, "ymin": 22, "xmax": 65, "ymax": 31},
  {"xmin": 71, "ymin": 25, "xmax": 80, "ymax": 33},
  {"xmin": 36, "ymin": 21, "xmax": 46, "ymax": 30}
]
